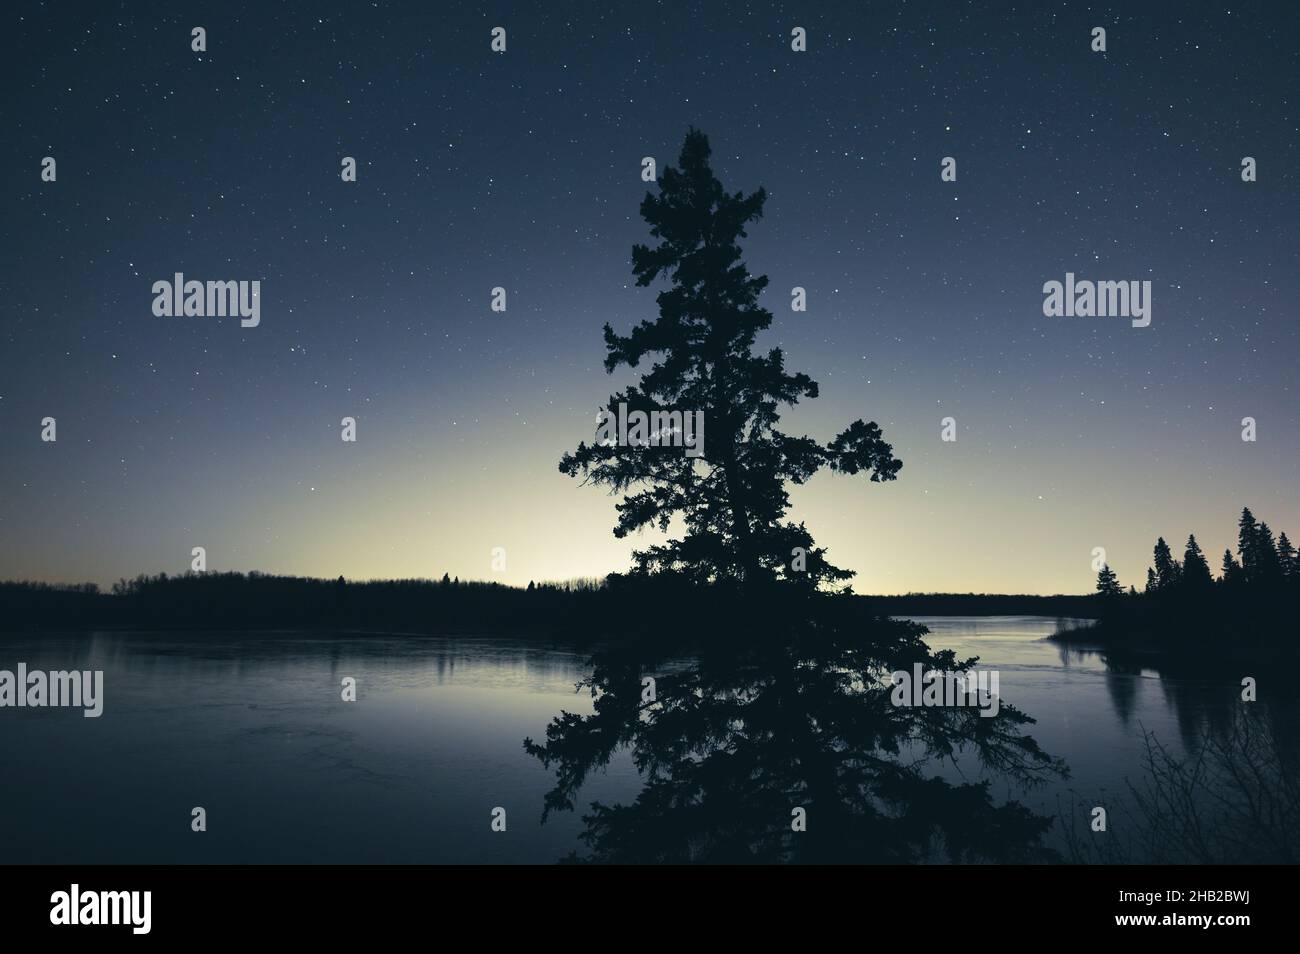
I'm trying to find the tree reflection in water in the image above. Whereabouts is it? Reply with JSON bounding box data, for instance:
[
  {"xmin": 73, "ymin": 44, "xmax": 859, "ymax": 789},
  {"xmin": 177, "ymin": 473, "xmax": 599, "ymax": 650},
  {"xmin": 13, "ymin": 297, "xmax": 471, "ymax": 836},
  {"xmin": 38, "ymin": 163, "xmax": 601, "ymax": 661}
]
[{"xmin": 526, "ymin": 599, "xmax": 1067, "ymax": 863}]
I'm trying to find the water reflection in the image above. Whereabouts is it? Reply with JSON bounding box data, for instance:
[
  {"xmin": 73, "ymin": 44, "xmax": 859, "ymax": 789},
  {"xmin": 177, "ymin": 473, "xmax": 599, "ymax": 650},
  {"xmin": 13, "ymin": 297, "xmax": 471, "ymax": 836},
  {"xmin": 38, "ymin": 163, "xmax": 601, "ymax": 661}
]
[
  {"xmin": 1, "ymin": 620, "xmax": 1293, "ymax": 863},
  {"xmin": 526, "ymin": 612, "xmax": 1066, "ymax": 863},
  {"xmin": 529, "ymin": 615, "xmax": 1299, "ymax": 864},
  {"xmin": 0, "ymin": 630, "xmax": 617, "ymax": 864}
]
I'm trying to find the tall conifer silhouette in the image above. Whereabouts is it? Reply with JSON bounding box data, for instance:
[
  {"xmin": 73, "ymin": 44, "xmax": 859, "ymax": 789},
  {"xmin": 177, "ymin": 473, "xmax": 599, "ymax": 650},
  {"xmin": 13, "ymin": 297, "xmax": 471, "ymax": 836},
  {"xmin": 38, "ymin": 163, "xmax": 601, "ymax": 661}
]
[
  {"xmin": 1095, "ymin": 564, "xmax": 1122, "ymax": 597},
  {"xmin": 560, "ymin": 130, "xmax": 901, "ymax": 589},
  {"xmin": 1238, "ymin": 507, "xmax": 1259, "ymax": 582},
  {"xmin": 1221, "ymin": 548, "xmax": 1243, "ymax": 586},
  {"xmin": 1181, "ymin": 534, "xmax": 1214, "ymax": 590},
  {"xmin": 1152, "ymin": 537, "xmax": 1181, "ymax": 591},
  {"xmin": 1278, "ymin": 532, "xmax": 1297, "ymax": 581},
  {"xmin": 1255, "ymin": 522, "xmax": 1283, "ymax": 583}
]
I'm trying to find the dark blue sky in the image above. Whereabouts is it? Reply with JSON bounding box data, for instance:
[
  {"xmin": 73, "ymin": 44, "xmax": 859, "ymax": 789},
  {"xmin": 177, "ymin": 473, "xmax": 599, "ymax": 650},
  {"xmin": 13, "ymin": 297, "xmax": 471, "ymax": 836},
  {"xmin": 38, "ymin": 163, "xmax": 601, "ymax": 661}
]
[{"xmin": 3, "ymin": 1, "xmax": 1296, "ymax": 593}]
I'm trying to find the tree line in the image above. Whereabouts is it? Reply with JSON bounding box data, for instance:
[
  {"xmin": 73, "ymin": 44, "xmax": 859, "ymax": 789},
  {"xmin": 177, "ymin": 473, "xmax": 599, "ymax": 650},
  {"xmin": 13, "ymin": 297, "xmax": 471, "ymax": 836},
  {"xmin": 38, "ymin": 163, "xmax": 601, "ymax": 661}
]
[{"xmin": 1090, "ymin": 507, "xmax": 1298, "ymax": 649}]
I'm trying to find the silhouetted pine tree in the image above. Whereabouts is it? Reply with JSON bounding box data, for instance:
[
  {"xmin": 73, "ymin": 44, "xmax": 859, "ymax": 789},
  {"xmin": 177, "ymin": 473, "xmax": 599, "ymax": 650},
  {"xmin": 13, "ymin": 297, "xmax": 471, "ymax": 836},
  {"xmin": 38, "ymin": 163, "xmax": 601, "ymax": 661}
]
[
  {"xmin": 1152, "ymin": 537, "xmax": 1181, "ymax": 591},
  {"xmin": 1238, "ymin": 507, "xmax": 1259, "ymax": 582},
  {"xmin": 1181, "ymin": 534, "xmax": 1214, "ymax": 590},
  {"xmin": 1278, "ymin": 532, "xmax": 1297, "ymax": 581},
  {"xmin": 560, "ymin": 129, "xmax": 901, "ymax": 590},
  {"xmin": 1221, "ymin": 549, "xmax": 1245, "ymax": 587},
  {"xmin": 1255, "ymin": 522, "xmax": 1284, "ymax": 584},
  {"xmin": 1145, "ymin": 567, "xmax": 1157, "ymax": 593},
  {"xmin": 1095, "ymin": 564, "xmax": 1122, "ymax": 597}
]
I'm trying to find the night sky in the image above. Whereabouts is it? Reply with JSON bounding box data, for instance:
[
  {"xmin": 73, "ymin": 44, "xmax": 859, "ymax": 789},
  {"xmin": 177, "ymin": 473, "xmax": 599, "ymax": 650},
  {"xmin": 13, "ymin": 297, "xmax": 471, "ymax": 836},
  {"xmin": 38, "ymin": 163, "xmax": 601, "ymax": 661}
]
[{"xmin": 3, "ymin": 1, "xmax": 1296, "ymax": 595}]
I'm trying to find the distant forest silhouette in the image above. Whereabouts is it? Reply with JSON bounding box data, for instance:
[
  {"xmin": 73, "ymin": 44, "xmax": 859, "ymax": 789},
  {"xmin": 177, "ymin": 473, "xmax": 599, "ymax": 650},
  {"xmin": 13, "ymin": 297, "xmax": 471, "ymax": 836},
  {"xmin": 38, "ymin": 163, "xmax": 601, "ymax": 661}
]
[
  {"xmin": 0, "ymin": 571, "xmax": 1098, "ymax": 635},
  {"xmin": 1078, "ymin": 506, "xmax": 1299, "ymax": 652}
]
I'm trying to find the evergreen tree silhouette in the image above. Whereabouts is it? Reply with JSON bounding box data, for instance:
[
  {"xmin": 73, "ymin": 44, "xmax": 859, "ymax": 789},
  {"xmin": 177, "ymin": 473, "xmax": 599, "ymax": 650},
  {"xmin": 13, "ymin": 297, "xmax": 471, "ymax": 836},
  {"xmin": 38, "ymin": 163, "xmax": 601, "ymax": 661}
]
[
  {"xmin": 1152, "ymin": 537, "xmax": 1181, "ymax": 591},
  {"xmin": 1221, "ymin": 549, "xmax": 1245, "ymax": 587},
  {"xmin": 1255, "ymin": 522, "xmax": 1283, "ymax": 584},
  {"xmin": 559, "ymin": 129, "xmax": 901, "ymax": 590},
  {"xmin": 1095, "ymin": 563, "xmax": 1122, "ymax": 597},
  {"xmin": 1278, "ymin": 532, "xmax": 1297, "ymax": 581},
  {"xmin": 1237, "ymin": 507, "xmax": 1259, "ymax": 582},
  {"xmin": 1181, "ymin": 534, "xmax": 1214, "ymax": 590},
  {"xmin": 1145, "ymin": 567, "xmax": 1157, "ymax": 593}
]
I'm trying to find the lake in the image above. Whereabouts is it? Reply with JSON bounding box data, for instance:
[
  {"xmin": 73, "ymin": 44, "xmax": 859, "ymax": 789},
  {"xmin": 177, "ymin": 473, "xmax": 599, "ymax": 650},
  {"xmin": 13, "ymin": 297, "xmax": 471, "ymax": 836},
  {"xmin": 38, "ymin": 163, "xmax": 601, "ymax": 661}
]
[{"xmin": 0, "ymin": 617, "xmax": 1259, "ymax": 863}]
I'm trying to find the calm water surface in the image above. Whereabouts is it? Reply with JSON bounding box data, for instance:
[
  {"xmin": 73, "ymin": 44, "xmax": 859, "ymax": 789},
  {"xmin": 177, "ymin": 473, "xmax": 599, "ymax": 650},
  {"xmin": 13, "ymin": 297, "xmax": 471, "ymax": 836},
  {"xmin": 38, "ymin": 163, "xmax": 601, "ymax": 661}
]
[{"xmin": 0, "ymin": 617, "xmax": 1244, "ymax": 863}]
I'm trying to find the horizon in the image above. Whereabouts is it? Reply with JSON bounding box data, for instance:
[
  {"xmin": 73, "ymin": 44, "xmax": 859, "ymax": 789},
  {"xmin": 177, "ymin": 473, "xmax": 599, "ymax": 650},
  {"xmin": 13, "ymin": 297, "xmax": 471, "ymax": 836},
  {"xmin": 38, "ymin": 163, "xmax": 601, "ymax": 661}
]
[{"xmin": 0, "ymin": 568, "xmax": 1104, "ymax": 599}]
